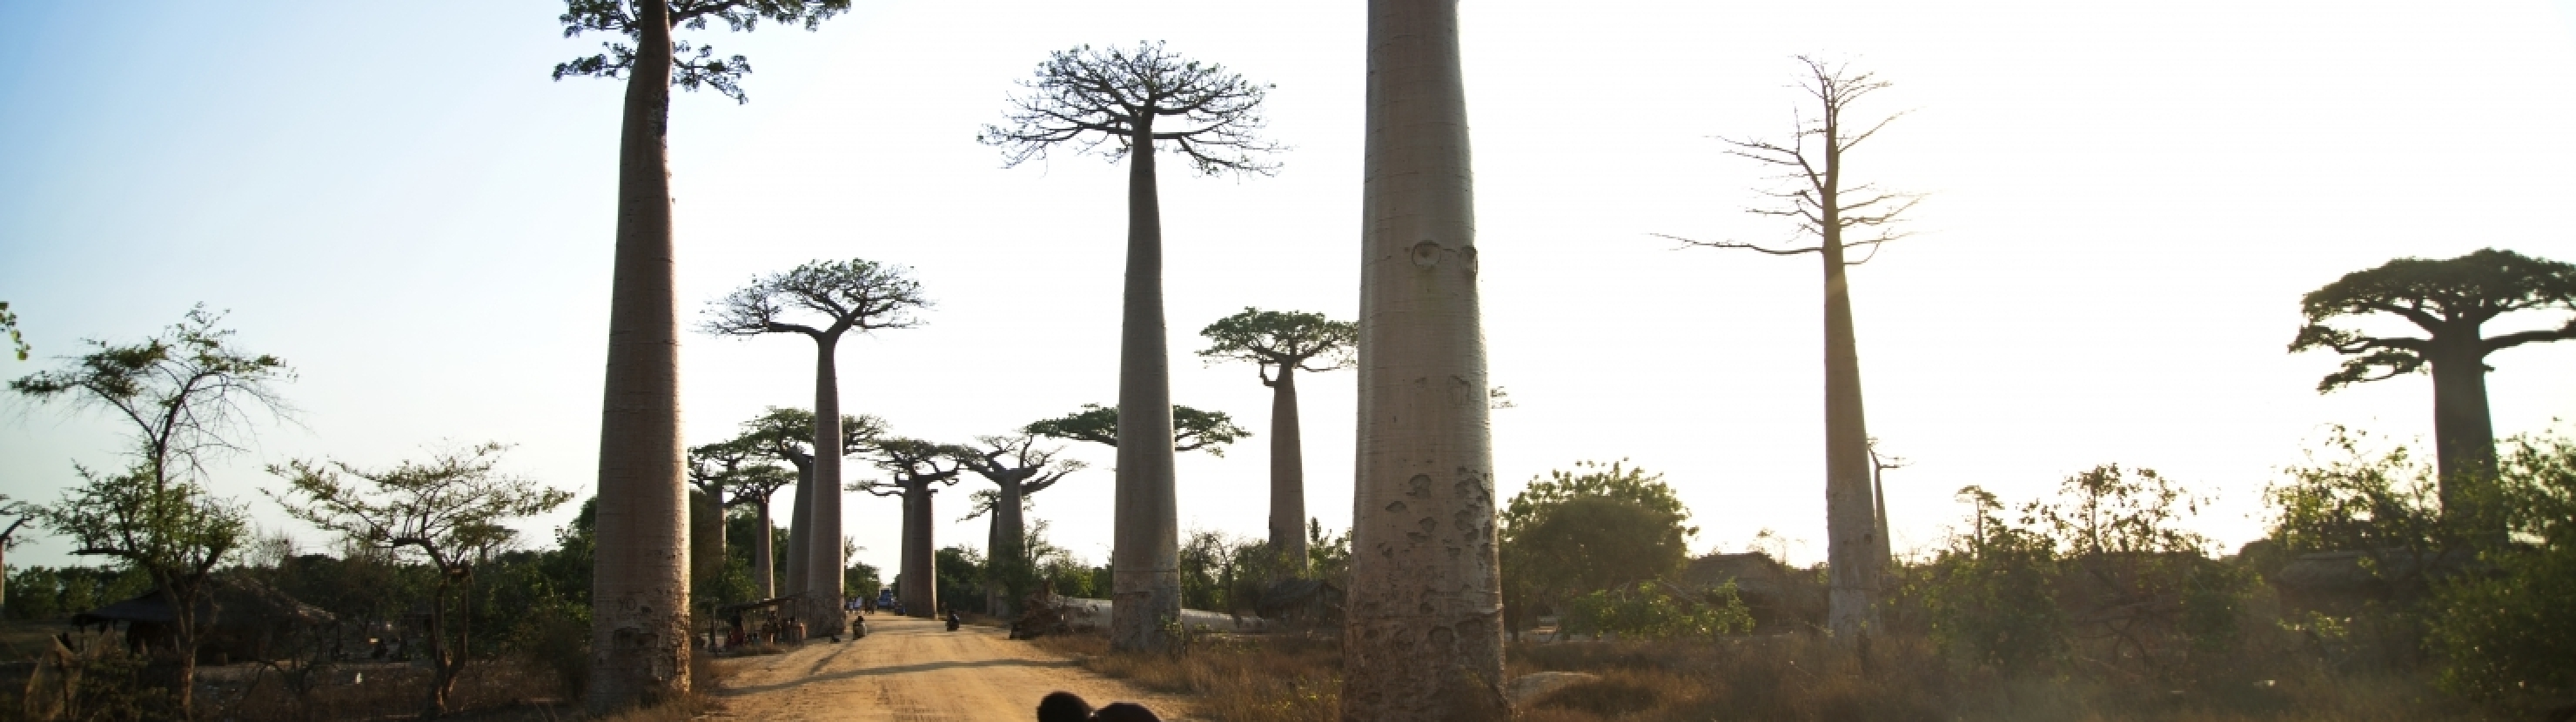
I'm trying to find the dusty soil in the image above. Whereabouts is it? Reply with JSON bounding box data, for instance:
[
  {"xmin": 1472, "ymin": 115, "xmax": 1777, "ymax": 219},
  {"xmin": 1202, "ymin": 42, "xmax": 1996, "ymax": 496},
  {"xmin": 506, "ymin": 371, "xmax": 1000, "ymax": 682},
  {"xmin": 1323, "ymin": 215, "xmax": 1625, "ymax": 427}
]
[{"xmin": 703, "ymin": 616, "xmax": 1187, "ymax": 722}]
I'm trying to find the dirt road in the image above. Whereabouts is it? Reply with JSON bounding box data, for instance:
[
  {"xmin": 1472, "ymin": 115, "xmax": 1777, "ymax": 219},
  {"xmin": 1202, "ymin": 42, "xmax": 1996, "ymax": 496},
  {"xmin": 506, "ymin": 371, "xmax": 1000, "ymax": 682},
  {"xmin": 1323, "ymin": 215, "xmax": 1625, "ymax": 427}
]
[{"xmin": 703, "ymin": 617, "xmax": 1186, "ymax": 722}]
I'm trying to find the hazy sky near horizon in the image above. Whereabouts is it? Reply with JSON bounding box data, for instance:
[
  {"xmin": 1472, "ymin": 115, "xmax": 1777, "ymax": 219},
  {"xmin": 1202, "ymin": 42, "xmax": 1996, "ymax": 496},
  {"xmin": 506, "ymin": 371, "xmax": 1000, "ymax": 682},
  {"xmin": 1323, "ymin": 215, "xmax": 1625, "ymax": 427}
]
[{"xmin": 4, "ymin": 1, "xmax": 2575, "ymax": 578}]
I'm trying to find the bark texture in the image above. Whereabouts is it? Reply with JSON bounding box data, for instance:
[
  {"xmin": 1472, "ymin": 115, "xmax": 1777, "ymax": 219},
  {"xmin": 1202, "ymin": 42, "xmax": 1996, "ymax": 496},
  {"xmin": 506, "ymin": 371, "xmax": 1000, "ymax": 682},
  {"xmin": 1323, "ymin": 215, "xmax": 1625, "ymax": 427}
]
[
  {"xmin": 1269, "ymin": 367, "xmax": 1308, "ymax": 563},
  {"xmin": 587, "ymin": 1, "xmax": 690, "ymax": 709},
  {"xmin": 1342, "ymin": 2, "xmax": 1508, "ymax": 718},
  {"xmin": 1110, "ymin": 117, "xmax": 1184, "ymax": 652},
  {"xmin": 1819, "ymin": 149, "xmax": 1883, "ymax": 642},
  {"xmin": 899, "ymin": 485, "xmax": 938, "ymax": 616},
  {"xmin": 989, "ymin": 479, "xmax": 1026, "ymax": 615},
  {"xmin": 804, "ymin": 344, "xmax": 848, "ymax": 628},
  {"xmin": 786, "ymin": 460, "xmax": 811, "ymax": 600},
  {"xmin": 2427, "ymin": 338, "xmax": 2497, "ymax": 509}
]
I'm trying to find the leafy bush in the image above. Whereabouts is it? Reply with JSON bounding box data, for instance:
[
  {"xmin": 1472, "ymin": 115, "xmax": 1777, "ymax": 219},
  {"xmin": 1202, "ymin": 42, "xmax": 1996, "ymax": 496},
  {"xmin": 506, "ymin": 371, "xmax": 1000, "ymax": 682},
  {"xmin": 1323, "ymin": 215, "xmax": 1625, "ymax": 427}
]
[
  {"xmin": 1560, "ymin": 581, "xmax": 1753, "ymax": 640},
  {"xmin": 2425, "ymin": 432, "xmax": 2576, "ymax": 702}
]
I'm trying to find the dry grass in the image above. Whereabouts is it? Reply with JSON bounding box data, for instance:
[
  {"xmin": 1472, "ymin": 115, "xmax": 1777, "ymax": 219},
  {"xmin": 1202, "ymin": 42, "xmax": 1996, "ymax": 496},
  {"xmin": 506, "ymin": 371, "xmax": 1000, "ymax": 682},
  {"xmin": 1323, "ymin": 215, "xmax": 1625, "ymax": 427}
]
[{"xmin": 1030, "ymin": 628, "xmax": 2517, "ymax": 722}]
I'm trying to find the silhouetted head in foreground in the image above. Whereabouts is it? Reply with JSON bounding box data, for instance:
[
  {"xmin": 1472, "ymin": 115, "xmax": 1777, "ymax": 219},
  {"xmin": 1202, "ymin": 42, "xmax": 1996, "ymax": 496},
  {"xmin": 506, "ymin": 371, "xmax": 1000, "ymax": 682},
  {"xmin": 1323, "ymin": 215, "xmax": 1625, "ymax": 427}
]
[{"xmin": 1036, "ymin": 692, "xmax": 1163, "ymax": 722}]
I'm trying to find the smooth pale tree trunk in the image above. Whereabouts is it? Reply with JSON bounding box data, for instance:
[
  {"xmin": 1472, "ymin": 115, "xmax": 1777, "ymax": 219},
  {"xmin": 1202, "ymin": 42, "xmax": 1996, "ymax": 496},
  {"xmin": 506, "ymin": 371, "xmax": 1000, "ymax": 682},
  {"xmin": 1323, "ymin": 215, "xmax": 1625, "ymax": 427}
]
[
  {"xmin": 588, "ymin": 1, "xmax": 691, "ymax": 711},
  {"xmin": 786, "ymin": 460, "xmax": 811, "ymax": 599},
  {"xmin": 990, "ymin": 479, "xmax": 1026, "ymax": 616},
  {"xmin": 803, "ymin": 341, "xmax": 849, "ymax": 630},
  {"xmin": 899, "ymin": 484, "xmax": 938, "ymax": 616},
  {"xmin": 1269, "ymin": 366, "xmax": 1308, "ymax": 565},
  {"xmin": 1343, "ymin": 2, "xmax": 1508, "ymax": 718},
  {"xmin": 1819, "ymin": 139, "xmax": 1882, "ymax": 643},
  {"xmin": 1110, "ymin": 117, "xmax": 1184, "ymax": 652},
  {"xmin": 2427, "ymin": 337, "xmax": 2498, "ymax": 520},
  {"xmin": 1872, "ymin": 462, "xmax": 1892, "ymax": 571},
  {"xmin": 753, "ymin": 498, "xmax": 777, "ymax": 599}
]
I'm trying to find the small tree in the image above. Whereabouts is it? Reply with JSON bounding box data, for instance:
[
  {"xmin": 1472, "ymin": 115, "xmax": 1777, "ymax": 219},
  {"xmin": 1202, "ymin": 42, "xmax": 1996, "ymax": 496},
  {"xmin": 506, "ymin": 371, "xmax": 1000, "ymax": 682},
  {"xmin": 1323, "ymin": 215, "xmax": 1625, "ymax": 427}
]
[
  {"xmin": 1197, "ymin": 308, "xmax": 1355, "ymax": 564},
  {"xmin": 2289, "ymin": 248, "xmax": 2576, "ymax": 518},
  {"xmin": 1498, "ymin": 461, "xmax": 1697, "ymax": 636},
  {"xmin": 1658, "ymin": 57, "xmax": 1921, "ymax": 641},
  {"xmin": 11, "ymin": 306, "xmax": 291, "ymax": 711},
  {"xmin": 983, "ymin": 41, "xmax": 1281, "ymax": 652},
  {"xmin": 957, "ymin": 434, "xmax": 1083, "ymax": 615},
  {"xmin": 855, "ymin": 438, "xmax": 967, "ymax": 617},
  {"xmin": 705, "ymin": 258, "xmax": 928, "ymax": 626},
  {"xmin": 1024, "ymin": 403, "xmax": 1248, "ymax": 455},
  {"xmin": 269, "ymin": 444, "xmax": 573, "ymax": 719},
  {"xmin": 553, "ymin": 1, "xmax": 851, "ymax": 707}
]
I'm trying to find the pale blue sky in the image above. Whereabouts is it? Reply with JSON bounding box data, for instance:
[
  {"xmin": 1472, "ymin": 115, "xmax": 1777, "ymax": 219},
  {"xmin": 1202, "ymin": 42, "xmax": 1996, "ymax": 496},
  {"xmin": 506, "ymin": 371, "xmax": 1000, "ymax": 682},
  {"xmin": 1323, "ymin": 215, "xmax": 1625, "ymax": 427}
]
[{"xmin": 5, "ymin": 1, "xmax": 2574, "ymax": 576}]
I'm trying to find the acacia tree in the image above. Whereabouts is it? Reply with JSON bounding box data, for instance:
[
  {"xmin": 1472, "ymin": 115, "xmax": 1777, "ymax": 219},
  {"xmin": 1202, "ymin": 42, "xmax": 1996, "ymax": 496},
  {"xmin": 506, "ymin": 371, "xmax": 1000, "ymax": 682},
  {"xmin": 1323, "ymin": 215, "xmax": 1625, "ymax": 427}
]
[
  {"xmin": 957, "ymin": 434, "xmax": 1083, "ymax": 614},
  {"xmin": 704, "ymin": 258, "xmax": 927, "ymax": 628},
  {"xmin": 2290, "ymin": 248, "xmax": 2576, "ymax": 518},
  {"xmin": 1024, "ymin": 403, "xmax": 1249, "ymax": 454},
  {"xmin": 1197, "ymin": 308, "xmax": 1356, "ymax": 564},
  {"xmin": 983, "ymin": 41, "xmax": 1281, "ymax": 651},
  {"xmin": 1344, "ymin": 2, "xmax": 1506, "ymax": 717},
  {"xmin": 10, "ymin": 307, "xmax": 292, "ymax": 712},
  {"xmin": 553, "ymin": 0, "xmax": 849, "ymax": 708},
  {"xmin": 269, "ymin": 444, "xmax": 573, "ymax": 719},
  {"xmin": 1656, "ymin": 57, "xmax": 1919, "ymax": 643},
  {"xmin": 735, "ymin": 406, "xmax": 882, "ymax": 601},
  {"xmin": 855, "ymin": 438, "xmax": 968, "ymax": 617}
]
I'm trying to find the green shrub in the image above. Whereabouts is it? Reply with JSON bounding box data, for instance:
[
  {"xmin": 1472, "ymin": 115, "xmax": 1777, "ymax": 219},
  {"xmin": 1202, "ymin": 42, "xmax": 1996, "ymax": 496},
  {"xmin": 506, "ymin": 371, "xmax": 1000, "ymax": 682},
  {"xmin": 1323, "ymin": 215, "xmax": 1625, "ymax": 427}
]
[
  {"xmin": 2426, "ymin": 432, "xmax": 2576, "ymax": 702},
  {"xmin": 1560, "ymin": 581, "xmax": 1753, "ymax": 639}
]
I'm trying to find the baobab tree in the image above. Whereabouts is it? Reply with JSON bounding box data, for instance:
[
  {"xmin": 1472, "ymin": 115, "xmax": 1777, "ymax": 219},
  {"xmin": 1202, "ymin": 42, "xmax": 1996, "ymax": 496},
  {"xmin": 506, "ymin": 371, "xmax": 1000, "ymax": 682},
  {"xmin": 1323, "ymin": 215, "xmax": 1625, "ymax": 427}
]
[
  {"xmin": 983, "ymin": 41, "xmax": 1281, "ymax": 651},
  {"xmin": 1867, "ymin": 438, "xmax": 1907, "ymax": 572},
  {"xmin": 553, "ymin": 0, "xmax": 849, "ymax": 708},
  {"xmin": 1024, "ymin": 403, "xmax": 1250, "ymax": 455},
  {"xmin": 703, "ymin": 258, "xmax": 926, "ymax": 627},
  {"xmin": 1197, "ymin": 308, "xmax": 1356, "ymax": 564},
  {"xmin": 268, "ymin": 444, "xmax": 572, "ymax": 719},
  {"xmin": 10, "ymin": 306, "xmax": 292, "ymax": 711},
  {"xmin": 685, "ymin": 437, "xmax": 789, "ymax": 593},
  {"xmin": 1656, "ymin": 57, "xmax": 1920, "ymax": 643},
  {"xmin": 856, "ymin": 438, "xmax": 968, "ymax": 617},
  {"xmin": 734, "ymin": 406, "xmax": 882, "ymax": 604},
  {"xmin": 2291, "ymin": 248, "xmax": 2576, "ymax": 520},
  {"xmin": 1343, "ymin": 2, "xmax": 1507, "ymax": 718},
  {"xmin": 958, "ymin": 434, "xmax": 1084, "ymax": 614}
]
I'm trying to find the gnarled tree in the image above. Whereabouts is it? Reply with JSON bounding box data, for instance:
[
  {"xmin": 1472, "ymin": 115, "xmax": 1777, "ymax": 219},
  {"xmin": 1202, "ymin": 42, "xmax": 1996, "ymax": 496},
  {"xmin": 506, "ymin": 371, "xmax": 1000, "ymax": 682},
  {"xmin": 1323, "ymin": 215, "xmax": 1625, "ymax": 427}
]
[
  {"xmin": 2290, "ymin": 248, "xmax": 2576, "ymax": 519},
  {"xmin": 269, "ymin": 444, "xmax": 573, "ymax": 719},
  {"xmin": 704, "ymin": 258, "xmax": 925, "ymax": 626},
  {"xmin": 10, "ymin": 306, "xmax": 292, "ymax": 711},
  {"xmin": 957, "ymin": 434, "xmax": 1083, "ymax": 614},
  {"xmin": 983, "ymin": 41, "xmax": 1280, "ymax": 651},
  {"xmin": 1656, "ymin": 57, "xmax": 1919, "ymax": 643},
  {"xmin": 856, "ymin": 438, "xmax": 968, "ymax": 617},
  {"xmin": 1345, "ymin": 2, "xmax": 1507, "ymax": 717},
  {"xmin": 553, "ymin": 0, "xmax": 849, "ymax": 708},
  {"xmin": 1197, "ymin": 308, "xmax": 1355, "ymax": 564}
]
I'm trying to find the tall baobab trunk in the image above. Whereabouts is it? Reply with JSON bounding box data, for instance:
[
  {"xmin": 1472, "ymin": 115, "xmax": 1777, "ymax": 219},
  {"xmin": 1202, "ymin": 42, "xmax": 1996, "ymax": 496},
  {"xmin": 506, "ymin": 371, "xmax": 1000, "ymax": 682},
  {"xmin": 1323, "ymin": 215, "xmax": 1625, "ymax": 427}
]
[
  {"xmin": 803, "ymin": 343, "xmax": 848, "ymax": 629},
  {"xmin": 753, "ymin": 498, "xmax": 777, "ymax": 598},
  {"xmin": 1871, "ymin": 462, "xmax": 1892, "ymax": 570},
  {"xmin": 1110, "ymin": 116, "xmax": 1184, "ymax": 652},
  {"xmin": 990, "ymin": 480, "xmax": 1026, "ymax": 616},
  {"xmin": 2428, "ymin": 338, "xmax": 2497, "ymax": 510},
  {"xmin": 1269, "ymin": 366, "xmax": 1308, "ymax": 565},
  {"xmin": 587, "ymin": 1, "xmax": 690, "ymax": 710},
  {"xmin": 690, "ymin": 491, "xmax": 721, "ymax": 587},
  {"xmin": 1343, "ymin": 2, "xmax": 1507, "ymax": 718},
  {"xmin": 1818, "ymin": 134, "xmax": 1882, "ymax": 642},
  {"xmin": 786, "ymin": 461, "xmax": 811, "ymax": 599},
  {"xmin": 899, "ymin": 485, "xmax": 938, "ymax": 617}
]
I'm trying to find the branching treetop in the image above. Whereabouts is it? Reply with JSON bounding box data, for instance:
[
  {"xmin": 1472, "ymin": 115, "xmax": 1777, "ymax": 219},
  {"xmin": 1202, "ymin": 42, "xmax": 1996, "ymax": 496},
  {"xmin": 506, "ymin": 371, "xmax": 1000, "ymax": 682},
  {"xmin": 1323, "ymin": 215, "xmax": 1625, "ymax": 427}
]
[
  {"xmin": 980, "ymin": 42, "xmax": 1284, "ymax": 176},
  {"xmin": 1658, "ymin": 56, "xmax": 1920, "ymax": 265},
  {"xmin": 688, "ymin": 436, "xmax": 795, "ymax": 505},
  {"xmin": 1023, "ymin": 403, "xmax": 1249, "ymax": 457},
  {"xmin": 855, "ymin": 438, "xmax": 971, "ymax": 497},
  {"xmin": 268, "ymin": 443, "xmax": 574, "ymax": 568},
  {"xmin": 2291, "ymin": 248, "xmax": 2576, "ymax": 391},
  {"xmin": 703, "ymin": 259, "xmax": 929, "ymax": 341},
  {"xmin": 10, "ymin": 305, "xmax": 294, "ymax": 482},
  {"xmin": 553, "ymin": 0, "xmax": 850, "ymax": 104},
  {"xmin": 738, "ymin": 406, "xmax": 886, "ymax": 466},
  {"xmin": 1197, "ymin": 308, "xmax": 1356, "ymax": 385},
  {"xmin": 960, "ymin": 434, "xmax": 1086, "ymax": 495}
]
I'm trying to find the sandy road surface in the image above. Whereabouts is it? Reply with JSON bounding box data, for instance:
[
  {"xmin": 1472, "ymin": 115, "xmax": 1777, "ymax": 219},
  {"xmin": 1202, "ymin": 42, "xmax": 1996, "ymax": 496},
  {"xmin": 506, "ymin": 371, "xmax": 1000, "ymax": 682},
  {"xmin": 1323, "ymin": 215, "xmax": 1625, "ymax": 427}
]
[{"xmin": 704, "ymin": 617, "xmax": 1187, "ymax": 722}]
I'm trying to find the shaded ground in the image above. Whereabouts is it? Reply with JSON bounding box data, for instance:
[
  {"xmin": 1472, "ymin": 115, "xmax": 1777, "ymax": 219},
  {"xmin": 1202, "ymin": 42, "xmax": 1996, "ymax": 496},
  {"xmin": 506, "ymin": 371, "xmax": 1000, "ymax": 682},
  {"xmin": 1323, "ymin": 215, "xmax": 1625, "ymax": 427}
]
[{"xmin": 706, "ymin": 616, "xmax": 1185, "ymax": 721}]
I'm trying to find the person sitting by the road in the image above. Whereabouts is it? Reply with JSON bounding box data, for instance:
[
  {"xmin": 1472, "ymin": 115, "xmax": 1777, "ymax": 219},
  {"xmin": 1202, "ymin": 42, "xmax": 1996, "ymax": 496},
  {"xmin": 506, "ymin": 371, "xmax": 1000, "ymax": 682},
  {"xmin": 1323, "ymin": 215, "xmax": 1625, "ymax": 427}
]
[
  {"xmin": 1036, "ymin": 692, "xmax": 1163, "ymax": 722},
  {"xmin": 849, "ymin": 614, "xmax": 867, "ymax": 639},
  {"xmin": 945, "ymin": 609, "xmax": 963, "ymax": 632}
]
